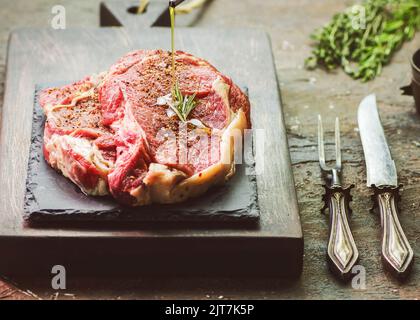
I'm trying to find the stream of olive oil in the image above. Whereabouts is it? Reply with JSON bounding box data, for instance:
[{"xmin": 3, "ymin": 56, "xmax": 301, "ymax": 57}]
[{"xmin": 170, "ymin": 6, "xmax": 176, "ymax": 87}]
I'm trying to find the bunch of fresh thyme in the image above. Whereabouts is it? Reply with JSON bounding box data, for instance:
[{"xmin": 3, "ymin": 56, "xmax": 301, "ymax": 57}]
[{"xmin": 305, "ymin": 0, "xmax": 420, "ymax": 81}]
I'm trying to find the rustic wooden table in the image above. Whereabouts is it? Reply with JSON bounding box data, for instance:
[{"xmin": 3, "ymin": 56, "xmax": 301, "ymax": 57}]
[{"xmin": 0, "ymin": 0, "xmax": 418, "ymax": 300}]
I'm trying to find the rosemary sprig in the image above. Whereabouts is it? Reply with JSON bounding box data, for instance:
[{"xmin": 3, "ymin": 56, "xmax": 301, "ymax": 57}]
[
  {"xmin": 305, "ymin": 0, "xmax": 420, "ymax": 82},
  {"xmin": 170, "ymin": 81, "xmax": 197, "ymax": 122}
]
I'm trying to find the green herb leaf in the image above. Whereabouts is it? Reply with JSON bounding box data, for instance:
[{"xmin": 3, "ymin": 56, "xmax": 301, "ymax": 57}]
[
  {"xmin": 305, "ymin": 0, "xmax": 420, "ymax": 81},
  {"xmin": 170, "ymin": 81, "xmax": 197, "ymax": 122}
]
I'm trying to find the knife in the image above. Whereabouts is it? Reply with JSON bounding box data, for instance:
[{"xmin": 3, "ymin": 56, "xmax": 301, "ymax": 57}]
[{"xmin": 358, "ymin": 94, "xmax": 414, "ymax": 279}]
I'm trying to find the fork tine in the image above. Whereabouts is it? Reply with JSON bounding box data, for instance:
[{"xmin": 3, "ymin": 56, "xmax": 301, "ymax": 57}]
[
  {"xmin": 335, "ymin": 117, "xmax": 341, "ymax": 170},
  {"xmin": 318, "ymin": 115, "xmax": 327, "ymax": 170}
]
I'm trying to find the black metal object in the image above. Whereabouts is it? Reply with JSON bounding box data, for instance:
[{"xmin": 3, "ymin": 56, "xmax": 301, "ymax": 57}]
[
  {"xmin": 169, "ymin": 0, "xmax": 185, "ymax": 7},
  {"xmin": 401, "ymin": 48, "xmax": 420, "ymax": 114}
]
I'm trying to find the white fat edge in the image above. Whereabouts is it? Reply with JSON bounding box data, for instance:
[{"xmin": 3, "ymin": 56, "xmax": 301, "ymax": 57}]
[
  {"xmin": 43, "ymin": 74, "xmax": 103, "ymax": 114},
  {"xmin": 69, "ymin": 135, "xmax": 113, "ymax": 173},
  {"xmin": 211, "ymin": 77, "xmax": 232, "ymax": 124},
  {"xmin": 135, "ymin": 163, "xmax": 188, "ymax": 204},
  {"xmin": 44, "ymin": 104, "xmax": 70, "ymax": 119},
  {"xmin": 69, "ymin": 87, "xmax": 96, "ymax": 106},
  {"xmin": 44, "ymin": 134, "xmax": 61, "ymax": 168},
  {"xmin": 59, "ymin": 135, "xmax": 113, "ymax": 174},
  {"xmin": 152, "ymin": 114, "xmax": 245, "ymax": 200},
  {"xmin": 45, "ymin": 86, "xmax": 96, "ymax": 114},
  {"xmin": 69, "ymin": 128, "xmax": 106, "ymax": 138},
  {"xmin": 45, "ymin": 103, "xmax": 71, "ymax": 115},
  {"xmin": 180, "ymin": 110, "xmax": 246, "ymax": 184},
  {"xmin": 88, "ymin": 179, "xmax": 109, "ymax": 196},
  {"xmin": 45, "ymin": 134, "xmax": 110, "ymax": 195},
  {"xmin": 142, "ymin": 163, "xmax": 187, "ymax": 188}
]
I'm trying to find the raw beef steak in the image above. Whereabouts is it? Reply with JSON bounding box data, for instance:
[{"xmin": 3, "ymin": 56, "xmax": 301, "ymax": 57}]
[{"xmin": 39, "ymin": 50, "xmax": 250, "ymax": 206}]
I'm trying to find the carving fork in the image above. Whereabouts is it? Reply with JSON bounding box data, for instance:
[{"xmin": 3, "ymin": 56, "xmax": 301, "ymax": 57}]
[{"xmin": 318, "ymin": 115, "xmax": 359, "ymax": 281}]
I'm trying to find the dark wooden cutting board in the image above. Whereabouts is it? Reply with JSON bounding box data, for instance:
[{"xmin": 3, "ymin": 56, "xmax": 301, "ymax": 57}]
[{"xmin": 0, "ymin": 27, "xmax": 303, "ymax": 277}]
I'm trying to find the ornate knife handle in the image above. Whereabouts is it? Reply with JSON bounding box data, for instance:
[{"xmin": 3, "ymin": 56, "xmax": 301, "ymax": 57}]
[
  {"xmin": 322, "ymin": 185, "xmax": 359, "ymax": 281},
  {"xmin": 372, "ymin": 185, "xmax": 414, "ymax": 279}
]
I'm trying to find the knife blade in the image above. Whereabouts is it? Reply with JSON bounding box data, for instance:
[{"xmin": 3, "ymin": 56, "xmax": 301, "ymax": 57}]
[
  {"xmin": 358, "ymin": 94, "xmax": 397, "ymax": 187},
  {"xmin": 357, "ymin": 94, "xmax": 414, "ymax": 279}
]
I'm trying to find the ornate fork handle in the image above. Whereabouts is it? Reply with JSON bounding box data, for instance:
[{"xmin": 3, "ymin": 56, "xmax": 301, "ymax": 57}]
[
  {"xmin": 323, "ymin": 185, "xmax": 359, "ymax": 281},
  {"xmin": 373, "ymin": 186, "xmax": 414, "ymax": 279}
]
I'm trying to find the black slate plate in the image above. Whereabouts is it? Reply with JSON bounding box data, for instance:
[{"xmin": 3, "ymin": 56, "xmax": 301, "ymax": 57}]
[{"xmin": 24, "ymin": 85, "xmax": 260, "ymax": 224}]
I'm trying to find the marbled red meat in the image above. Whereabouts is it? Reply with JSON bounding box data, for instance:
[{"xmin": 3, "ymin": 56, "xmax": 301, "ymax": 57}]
[{"xmin": 39, "ymin": 50, "xmax": 250, "ymax": 205}]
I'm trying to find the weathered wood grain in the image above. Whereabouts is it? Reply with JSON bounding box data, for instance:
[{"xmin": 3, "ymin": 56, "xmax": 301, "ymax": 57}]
[
  {"xmin": 103, "ymin": 0, "xmax": 420, "ymax": 297},
  {"xmin": 0, "ymin": 27, "xmax": 302, "ymax": 276},
  {"xmin": 0, "ymin": 0, "xmax": 418, "ymax": 300}
]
